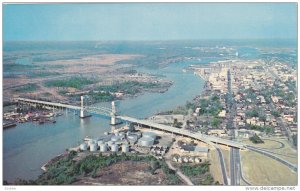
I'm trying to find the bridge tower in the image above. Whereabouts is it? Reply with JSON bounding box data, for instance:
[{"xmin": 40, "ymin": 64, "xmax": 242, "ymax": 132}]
[
  {"xmin": 80, "ymin": 96, "xmax": 88, "ymax": 118},
  {"xmin": 110, "ymin": 101, "xmax": 116, "ymax": 125}
]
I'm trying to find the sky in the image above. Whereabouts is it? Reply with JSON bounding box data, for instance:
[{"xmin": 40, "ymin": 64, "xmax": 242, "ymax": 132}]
[{"xmin": 3, "ymin": 3, "xmax": 298, "ymax": 41}]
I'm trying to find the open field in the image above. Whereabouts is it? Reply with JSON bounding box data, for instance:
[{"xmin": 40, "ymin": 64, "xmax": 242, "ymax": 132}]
[
  {"xmin": 240, "ymin": 150, "xmax": 297, "ymax": 185},
  {"xmin": 242, "ymin": 138, "xmax": 298, "ymax": 164},
  {"xmin": 73, "ymin": 161, "xmax": 170, "ymax": 185},
  {"xmin": 242, "ymin": 139, "xmax": 283, "ymax": 149}
]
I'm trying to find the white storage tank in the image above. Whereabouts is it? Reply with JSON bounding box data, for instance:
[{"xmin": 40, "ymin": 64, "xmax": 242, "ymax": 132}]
[
  {"xmin": 138, "ymin": 137, "xmax": 155, "ymax": 147},
  {"xmin": 90, "ymin": 143, "xmax": 98, "ymax": 152},
  {"xmin": 119, "ymin": 132, "xmax": 125, "ymax": 140},
  {"xmin": 121, "ymin": 144, "xmax": 129, "ymax": 153},
  {"xmin": 195, "ymin": 157, "xmax": 202, "ymax": 163},
  {"xmin": 142, "ymin": 132, "xmax": 156, "ymax": 140},
  {"xmin": 80, "ymin": 143, "xmax": 88, "ymax": 151},
  {"xmin": 88, "ymin": 139, "xmax": 96, "ymax": 146},
  {"xmin": 97, "ymin": 140, "xmax": 104, "ymax": 146},
  {"xmin": 119, "ymin": 132, "xmax": 125, "ymax": 137},
  {"xmin": 111, "ymin": 144, "xmax": 119, "ymax": 152},
  {"xmin": 104, "ymin": 132, "xmax": 109, "ymax": 135},
  {"xmin": 183, "ymin": 156, "xmax": 189, "ymax": 163},
  {"xmin": 100, "ymin": 143, "xmax": 108, "ymax": 152},
  {"xmin": 127, "ymin": 134, "xmax": 138, "ymax": 144},
  {"xmin": 189, "ymin": 157, "xmax": 195, "ymax": 163},
  {"xmin": 136, "ymin": 132, "xmax": 142, "ymax": 138},
  {"xmin": 178, "ymin": 157, "xmax": 183, "ymax": 163},
  {"xmin": 107, "ymin": 141, "xmax": 114, "ymax": 147},
  {"xmin": 173, "ymin": 156, "xmax": 178, "ymax": 162},
  {"xmin": 111, "ymin": 135, "xmax": 121, "ymax": 142}
]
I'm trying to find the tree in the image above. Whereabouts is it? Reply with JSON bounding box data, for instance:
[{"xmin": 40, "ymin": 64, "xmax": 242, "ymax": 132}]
[
  {"xmin": 211, "ymin": 117, "xmax": 220, "ymax": 127},
  {"xmin": 249, "ymin": 134, "xmax": 264, "ymax": 144}
]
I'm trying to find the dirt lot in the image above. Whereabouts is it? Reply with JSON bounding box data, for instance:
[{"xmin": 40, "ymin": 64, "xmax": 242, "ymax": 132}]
[{"xmin": 73, "ymin": 161, "xmax": 170, "ymax": 185}]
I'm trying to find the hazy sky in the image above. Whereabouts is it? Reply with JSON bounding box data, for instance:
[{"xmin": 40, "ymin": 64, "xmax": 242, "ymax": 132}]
[{"xmin": 3, "ymin": 3, "xmax": 297, "ymax": 41}]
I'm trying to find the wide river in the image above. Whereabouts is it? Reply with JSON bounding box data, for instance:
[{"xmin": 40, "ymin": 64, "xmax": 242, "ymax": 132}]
[{"xmin": 3, "ymin": 60, "xmax": 213, "ymax": 182}]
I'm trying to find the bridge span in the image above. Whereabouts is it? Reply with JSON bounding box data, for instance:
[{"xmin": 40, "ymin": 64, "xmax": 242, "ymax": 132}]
[
  {"xmin": 16, "ymin": 97, "xmax": 245, "ymax": 149},
  {"xmin": 118, "ymin": 115, "xmax": 246, "ymax": 149}
]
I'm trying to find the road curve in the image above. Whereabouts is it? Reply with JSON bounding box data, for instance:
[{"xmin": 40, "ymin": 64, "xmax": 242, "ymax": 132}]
[{"xmin": 246, "ymin": 145, "xmax": 297, "ymax": 172}]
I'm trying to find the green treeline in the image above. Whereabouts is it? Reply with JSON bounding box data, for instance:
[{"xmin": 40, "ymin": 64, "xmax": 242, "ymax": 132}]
[{"xmin": 45, "ymin": 77, "xmax": 94, "ymax": 89}]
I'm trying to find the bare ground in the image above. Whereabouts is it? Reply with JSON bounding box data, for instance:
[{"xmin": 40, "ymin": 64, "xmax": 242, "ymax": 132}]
[{"xmin": 73, "ymin": 161, "xmax": 170, "ymax": 185}]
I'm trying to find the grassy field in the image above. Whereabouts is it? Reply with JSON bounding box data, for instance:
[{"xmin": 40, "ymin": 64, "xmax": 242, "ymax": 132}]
[
  {"xmin": 240, "ymin": 150, "xmax": 297, "ymax": 185},
  {"xmin": 208, "ymin": 148, "xmax": 224, "ymax": 185},
  {"xmin": 242, "ymin": 139, "xmax": 283, "ymax": 149},
  {"xmin": 242, "ymin": 138, "xmax": 298, "ymax": 164}
]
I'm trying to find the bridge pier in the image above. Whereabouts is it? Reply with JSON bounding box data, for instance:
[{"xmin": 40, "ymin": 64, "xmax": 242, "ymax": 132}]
[
  {"xmin": 80, "ymin": 96, "xmax": 91, "ymax": 118},
  {"xmin": 110, "ymin": 101, "xmax": 116, "ymax": 125}
]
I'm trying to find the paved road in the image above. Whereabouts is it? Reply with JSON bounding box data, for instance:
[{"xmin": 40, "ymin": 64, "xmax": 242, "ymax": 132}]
[
  {"xmin": 215, "ymin": 146, "xmax": 229, "ymax": 185},
  {"xmin": 246, "ymin": 145, "xmax": 297, "ymax": 172},
  {"xmin": 236, "ymin": 149, "xmax": 251, "ymax": 185},
  {"xmin": 230, "ymin": 147, "xmax": 236, "ymax": 185},
  {"xmin": 165, "ymin": 160, "xmax": 194, "ymax": 185}
]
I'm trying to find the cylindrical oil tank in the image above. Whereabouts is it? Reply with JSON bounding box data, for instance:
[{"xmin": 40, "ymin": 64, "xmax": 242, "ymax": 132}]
[
  {"xmin": 121, "ymin": 144, "xmax": 129, "ymax": 153},
  {"xmin": 142, "ymin": 132, "xmax": 156, "ymax": 140},
  {"xmin": 138, "ymin": 137, "xmax": 155, "ymax": 147},
  {"xmin": 107, "ymin": 141, "xmax": 114, "ymax": 147},
  {"xmin": 173, "ymin": 156, "xmax": 178, "ymax": 162},
  {"xmin": 80, "ymin": 143, "xmax": 88, "ymax": 151},
  {"xmin": 111, "ymin": 144, "xmax": 119, "ymax": 152},
  {"xmin": 119, "ymin": 132, "xmax": 125, "ymax": 140},
  {"xmin": 178, "ymin": 157, "xmax": 183, "ymax": 163},
  {"xmin": 183, "ymin": 157, "xmax": 189, "ymax": 163},
  {"xmin": 90, "ymin": 143, "xmax": 98, "ymax": 152},
  {"xmin": 119, "ymin": 132, "xmax": 125, "ymax": 137},
  {"xmin": 127, "ymin": 134, "xmax": 138, "ymax": 144},
  {"xmin": 97, "ymin": 140, "xmax": 104, "ymax": 146},
  {"xmin": 136, "ymin": 132, "xmax": 142, "ymax": 138},
  {"xmin": 111, "ymin": 135, "xmax": 120, "ymax": 142},
  {"xmin": 104, "ymin": 132, "xmax": 109, "ymax": 135},
  {"xmin": 100, "ymin": 143, "xmax": 108, "ymax": 152},
  {"xmin": 189, "ymin": 157, "xmax": 195, "ymax": 163},
  {"xmin": 88, "ymin": 139, "xmax": 95, "ymax": 146},
  {"xmin": 195, "ymin": 157, "xmax": 201, "ymax": 163}
]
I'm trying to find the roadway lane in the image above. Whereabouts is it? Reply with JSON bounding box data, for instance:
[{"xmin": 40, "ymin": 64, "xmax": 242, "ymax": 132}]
[
  {"xmin": 230, "ymin": 147, "xmax": 236, "ymax": 185},
  {"xmin": 215, "ymin": 146, "xmax": 229, "ymax": 185},
  {"xmin": 118, "ymin": 115, "xmax": 246, "ymax": 149}
]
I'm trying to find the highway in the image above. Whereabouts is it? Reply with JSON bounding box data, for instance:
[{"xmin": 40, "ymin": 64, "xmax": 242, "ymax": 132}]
[
  {"xmin": 230, "ymin": 147, "xmax": 244, "ymax": 185},
  {"xmin": 118, "ymin": 115, "xmax": 246, "ymax": 149},
  {"xmin": 230, "ymin": 148, "xmax": 236, "ymax": 185}
]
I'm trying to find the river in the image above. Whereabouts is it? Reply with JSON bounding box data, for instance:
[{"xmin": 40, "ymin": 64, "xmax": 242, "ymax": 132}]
[{"xmin": 3, "ymin": 60, "xmax": 212, "ymax": 182}]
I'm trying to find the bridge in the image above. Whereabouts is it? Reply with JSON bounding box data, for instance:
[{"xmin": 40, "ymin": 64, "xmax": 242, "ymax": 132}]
[{"xmin": 16, "ymin": 97, "xmax": 246, "ymax": 149}]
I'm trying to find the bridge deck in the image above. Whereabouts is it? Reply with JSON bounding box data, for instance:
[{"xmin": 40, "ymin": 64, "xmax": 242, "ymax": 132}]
[
  {"xmin": 17, "ymin": 98, "xmax": 81, "ymax": 110},
  {"xmin": 118, "ymin": 115, "xmax": 246, "ymax": 149},
  {"xmin": 17, "ymin": 97, "xmax": 245, "ymax": 148}
]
